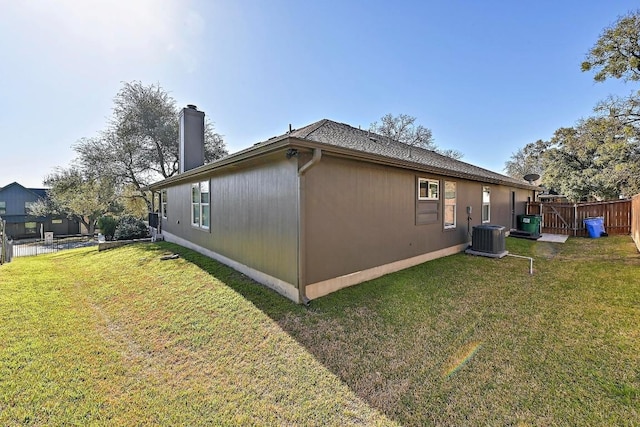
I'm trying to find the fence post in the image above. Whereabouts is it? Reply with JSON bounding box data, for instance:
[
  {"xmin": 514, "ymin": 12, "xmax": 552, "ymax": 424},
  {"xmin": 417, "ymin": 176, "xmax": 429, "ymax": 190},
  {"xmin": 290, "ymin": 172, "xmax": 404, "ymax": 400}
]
[
  {"xmin": 573, "ymin": 204, "xmax": 577, "ymax": 236},
  {"xmin": 0, "ymin": 218, "xmax": 5, "ymax": 264},
  {"xmin": 6, "ymin": 241, "xmax": 11, "ymax": 262}
]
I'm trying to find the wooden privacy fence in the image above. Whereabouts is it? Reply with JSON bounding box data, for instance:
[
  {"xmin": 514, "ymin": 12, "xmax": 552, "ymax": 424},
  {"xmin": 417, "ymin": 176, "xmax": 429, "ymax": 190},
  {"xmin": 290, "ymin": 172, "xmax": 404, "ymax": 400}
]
[
  {"xmin": 527, "ymin": 200, "xmax": 631, "ymax": 236},
  {"xmin": 633, "ymin": 194, "xmax": 640, "ymax": 251}
]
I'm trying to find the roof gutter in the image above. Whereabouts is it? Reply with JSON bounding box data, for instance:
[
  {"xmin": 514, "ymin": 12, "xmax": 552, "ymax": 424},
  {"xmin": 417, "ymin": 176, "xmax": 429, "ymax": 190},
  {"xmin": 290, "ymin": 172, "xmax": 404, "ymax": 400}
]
[
  {"xmin": 146, "ymin": 135, "xmax": 538, "ymax": 193},
  {"xmin": 287, "ymin": 139, "xmax": 540, "ymax": 192},
  {"xmin": 297, "ymin": 148, "xmax": 322, "ymax": 305}
]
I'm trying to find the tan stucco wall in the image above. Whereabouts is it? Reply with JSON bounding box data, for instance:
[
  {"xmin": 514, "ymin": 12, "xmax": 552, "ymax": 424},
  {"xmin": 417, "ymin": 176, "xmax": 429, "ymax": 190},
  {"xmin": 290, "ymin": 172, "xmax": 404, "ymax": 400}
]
[
  {"xmin": 303, "ymin": 155, "xmax": 533, "ymax": 285},
  {"xmin": 161, "ymin": 151, "xmax": 300, "ymax": 286}
]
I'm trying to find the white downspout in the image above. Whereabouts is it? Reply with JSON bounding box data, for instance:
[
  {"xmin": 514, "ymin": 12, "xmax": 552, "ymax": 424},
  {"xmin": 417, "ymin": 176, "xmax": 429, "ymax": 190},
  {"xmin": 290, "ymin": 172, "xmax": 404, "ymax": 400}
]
[
  {"xmin": 297, "ymin": 148, "xmax": 322, "ymax": 305},
  {"xmin": 299, "ymin": 148, "xmax": 322, "ymax": 175}
]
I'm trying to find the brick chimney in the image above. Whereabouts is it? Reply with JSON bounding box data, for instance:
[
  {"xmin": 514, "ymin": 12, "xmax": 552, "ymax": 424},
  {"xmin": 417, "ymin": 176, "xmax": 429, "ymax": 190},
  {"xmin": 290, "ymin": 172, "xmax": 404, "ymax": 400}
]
[{"xmin": 179, "ymin": 104, "xmax": 205, "ymax": 173}]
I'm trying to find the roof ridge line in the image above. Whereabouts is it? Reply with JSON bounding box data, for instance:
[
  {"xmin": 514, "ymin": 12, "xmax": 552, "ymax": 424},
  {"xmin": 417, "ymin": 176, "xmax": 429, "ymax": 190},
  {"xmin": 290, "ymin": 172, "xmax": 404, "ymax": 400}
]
[{"xmin": 298, "ymin": 119, "xmax": 330, "ymax": 139}]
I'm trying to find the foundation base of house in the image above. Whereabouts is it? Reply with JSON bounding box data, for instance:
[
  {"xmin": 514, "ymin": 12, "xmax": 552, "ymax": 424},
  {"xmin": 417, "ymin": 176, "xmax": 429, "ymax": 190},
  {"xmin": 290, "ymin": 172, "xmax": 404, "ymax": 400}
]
[
  {"xmin": 305, "ymin": 242, "xmax": 470, "ymax": 300},
  {"xmin": 465, "ymin": 248, "xmax": 509, "ymax": 258},
  {"xmin": 158, "ymin": 236, "xmax": 482, "ymax": 304},
  {"xmin": 162, "ymin": 231, "xmax": 300, "ymax": 303}
]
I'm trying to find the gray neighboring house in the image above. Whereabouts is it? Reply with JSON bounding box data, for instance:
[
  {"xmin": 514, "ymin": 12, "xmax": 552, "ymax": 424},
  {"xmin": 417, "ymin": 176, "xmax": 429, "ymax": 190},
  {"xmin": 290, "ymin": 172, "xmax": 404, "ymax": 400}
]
[
  {"xmin": 0, "ymin": 182, "xmax": 79, "ymax": 239},
  {"xmin": 149, "ymin": 106, "xmax": 538, "ymax": 303}
]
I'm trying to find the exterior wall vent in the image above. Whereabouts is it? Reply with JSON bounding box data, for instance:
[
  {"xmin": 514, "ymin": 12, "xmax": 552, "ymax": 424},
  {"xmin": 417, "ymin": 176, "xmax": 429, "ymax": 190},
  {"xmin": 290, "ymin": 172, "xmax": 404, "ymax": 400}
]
[{"xmin": 466, "ymin": 224, "xmax": 508, "ymax": 258}]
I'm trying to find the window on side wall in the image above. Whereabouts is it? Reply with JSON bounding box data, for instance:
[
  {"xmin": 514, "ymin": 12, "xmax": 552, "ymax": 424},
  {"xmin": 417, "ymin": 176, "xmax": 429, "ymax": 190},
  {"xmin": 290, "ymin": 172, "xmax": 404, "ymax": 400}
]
[
  {"xmin": 444, "ymin": 181, "xmax": 456, "ymax": 229},
  {"xmin": 25, "ymin": 222, "xmax": 37, "ymax": 234},
  {"xmin": 482, "ymin": 186, "xmax": 491, "ymax": 223},
  {"xmin": 191, "ymin": 181, "xmax": 210, "ymax": 230},
  {"xmin": 418, "ymin": 178, "xmax": 439, "ymax": 200},
  {"xmin": 200, "ymin": 181, "xmax": 210, "ymax": 229},
  {"xmin": 161, "ymin": 189, "xmax": 167, "ymax": 219},
  {"xmin": 0, "ymin": 201, "xmax": 5, "ymax": 215}
]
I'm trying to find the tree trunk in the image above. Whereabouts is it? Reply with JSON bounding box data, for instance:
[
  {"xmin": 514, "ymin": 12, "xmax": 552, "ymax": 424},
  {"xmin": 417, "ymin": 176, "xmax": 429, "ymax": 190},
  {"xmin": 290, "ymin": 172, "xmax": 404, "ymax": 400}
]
[{"xmin": 79, "ymin": 217, "xmax": 94, "ymax": 236}]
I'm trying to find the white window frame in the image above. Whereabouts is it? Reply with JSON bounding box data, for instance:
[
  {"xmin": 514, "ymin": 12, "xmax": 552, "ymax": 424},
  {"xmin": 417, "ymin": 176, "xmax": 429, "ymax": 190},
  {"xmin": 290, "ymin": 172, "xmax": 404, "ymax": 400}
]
[
  {"xmin": 191, "ymin": 181, "xmax": 210, "ymax": 230},
  {"xmin": 418, "ymin": 178, "xmax": 439, "ymax": 200},
  {"xmin": 161, "ymin": 189, "xmax": 167, "ymax": 219},
  {"xmin": 444, "ymin": 181, "xmax": 456, "ymax": 229},
  {"xmin": 191, "ymin": 184, "xmax": 200, "ymax": 227},
  {"xmin": 200, "ymin": 181, "xmax": 210, "ymax": 230},
  {"xmin": 482, "ymin": 186, "xmax": 491, "ymax": 223}
]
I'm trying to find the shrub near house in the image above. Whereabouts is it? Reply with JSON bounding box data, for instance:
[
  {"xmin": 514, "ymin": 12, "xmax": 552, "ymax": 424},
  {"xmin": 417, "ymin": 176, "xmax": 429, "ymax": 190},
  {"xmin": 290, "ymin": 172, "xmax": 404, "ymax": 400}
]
[
  {"xmin": 113, "ymin": 216, "xmax": 148, "ymax": 241},
  {"xmin": 97, "ymin": 216, "xmax": 117, "ymax": 241}
]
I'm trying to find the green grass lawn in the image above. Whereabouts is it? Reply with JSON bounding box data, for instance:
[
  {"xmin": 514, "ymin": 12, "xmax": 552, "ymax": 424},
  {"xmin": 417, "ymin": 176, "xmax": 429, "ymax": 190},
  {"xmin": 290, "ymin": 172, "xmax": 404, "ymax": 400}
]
[{"xmin": 1, "ymin": 237, "xmax": 639, "ymax": 426}]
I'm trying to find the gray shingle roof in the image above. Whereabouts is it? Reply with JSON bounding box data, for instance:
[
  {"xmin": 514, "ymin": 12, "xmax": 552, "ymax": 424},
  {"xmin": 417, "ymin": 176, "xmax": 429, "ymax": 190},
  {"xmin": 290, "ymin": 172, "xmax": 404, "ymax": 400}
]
[
  {"xmin": 284, "ymin": 119, "xmax": 537, "ymax": 189},
  {"xmin": 149, "ymin": 118, "xmax": 539, "ymax": 191}
]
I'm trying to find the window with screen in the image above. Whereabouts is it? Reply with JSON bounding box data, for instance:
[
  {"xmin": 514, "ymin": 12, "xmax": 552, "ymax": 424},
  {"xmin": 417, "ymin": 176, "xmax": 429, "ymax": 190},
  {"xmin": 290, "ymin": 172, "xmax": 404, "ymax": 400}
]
[{"xmin": 444, "ymin": 181, "xmax": 456, "ymax": 229}]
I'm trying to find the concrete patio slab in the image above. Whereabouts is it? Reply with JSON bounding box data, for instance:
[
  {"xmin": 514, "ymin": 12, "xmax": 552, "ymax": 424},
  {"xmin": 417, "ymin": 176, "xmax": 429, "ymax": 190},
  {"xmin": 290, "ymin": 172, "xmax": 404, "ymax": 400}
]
[{"xmin": 538, "ymin": 234, "xmax": 569, "ymax": 243}]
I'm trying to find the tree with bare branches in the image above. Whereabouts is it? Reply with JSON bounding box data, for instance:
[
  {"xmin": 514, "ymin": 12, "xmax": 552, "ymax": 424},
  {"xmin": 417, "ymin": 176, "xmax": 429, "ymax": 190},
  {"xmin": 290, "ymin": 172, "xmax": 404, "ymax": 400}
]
[
  {"xmin": 75, "ymin": 81, "xmax": 228, "ymax": 210},
  {"xmin": 369, "ymin": 113, "xmax": 463, "ymax": 159}
]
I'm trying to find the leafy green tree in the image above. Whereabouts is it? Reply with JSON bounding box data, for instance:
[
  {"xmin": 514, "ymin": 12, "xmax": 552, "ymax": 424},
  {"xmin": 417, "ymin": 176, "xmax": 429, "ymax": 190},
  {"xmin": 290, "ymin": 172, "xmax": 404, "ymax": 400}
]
[
  {"xmin": 596, "ymin": 91, "xmax": 640, "ymax": 126},
  {"xmin": 75, "ymin": 81, "xmax": 228, "ymax": 210},
  {"xmin": 33, "ymin": 168, "xmax": 120, "ymax": 235},
  {"xmin": 581, "ymin": 10, "xmax": 640, "ymax": 82},
  {"xmin": 369, "ymin": 113, "xmax": 463, "ymax": 159},
  {"xmin": 541, "ymin": 116, "xmax": 640, "ymax": 201},
  {"xmin": 505, "ymin": 10, "xmax": 640, "ymax": 200},
  {"xmin": 504, "ymin": 139, "xmax": 547, "ymax": 182}
]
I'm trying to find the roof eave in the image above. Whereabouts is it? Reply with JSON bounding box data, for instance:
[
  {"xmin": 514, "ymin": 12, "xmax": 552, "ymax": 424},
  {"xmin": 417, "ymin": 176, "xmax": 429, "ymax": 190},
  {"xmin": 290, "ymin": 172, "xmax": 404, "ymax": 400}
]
[
  {"xmin": 288, "ymin": 138, "xmax": 540, "ymax": 191},
  {"xmin": 146, "ymin": 137, "xmax": 293, "ymax": 191},
  {"xmin": 147, "ymin": 136, "xmax": 539, "ymax": 192}
]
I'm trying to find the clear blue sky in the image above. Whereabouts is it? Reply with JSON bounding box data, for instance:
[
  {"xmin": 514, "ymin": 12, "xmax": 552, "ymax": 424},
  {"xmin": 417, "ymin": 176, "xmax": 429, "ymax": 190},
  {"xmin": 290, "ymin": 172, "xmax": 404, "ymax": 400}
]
[{"xmin": 1, "ymin": 0, "xmax": 638, "ymax": 188}]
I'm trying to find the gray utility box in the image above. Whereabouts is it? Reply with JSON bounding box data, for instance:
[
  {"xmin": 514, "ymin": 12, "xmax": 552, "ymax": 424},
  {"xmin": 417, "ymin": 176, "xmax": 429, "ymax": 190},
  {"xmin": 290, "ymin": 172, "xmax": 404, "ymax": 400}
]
[{"xmin": 471, "ymin": 224, "xmax": 506, "ymax": 254}]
